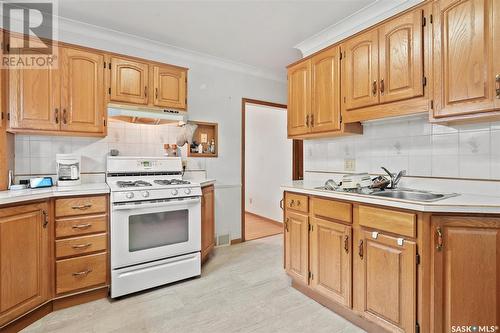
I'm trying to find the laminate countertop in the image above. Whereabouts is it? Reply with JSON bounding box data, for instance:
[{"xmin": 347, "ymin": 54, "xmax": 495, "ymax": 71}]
[
  {"xmin": 0, "ymin": 183, "xmax": 110, "ymax": 206},
  {"xmin": 282, "ymin": 181, "xmax": 500, "ymax": 214},
  {"xmin": 199, "ymin": 179, "xmax": 216, "ymax": 187}
]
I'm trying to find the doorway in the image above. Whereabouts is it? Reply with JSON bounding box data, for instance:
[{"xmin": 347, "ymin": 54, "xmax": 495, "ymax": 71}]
[{"xmin": 241, "ymin": 98, "xmax": 293, "ymax": 241}]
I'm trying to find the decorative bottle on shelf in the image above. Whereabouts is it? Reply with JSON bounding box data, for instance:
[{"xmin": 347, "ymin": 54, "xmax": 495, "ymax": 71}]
[{"xmin": 209, "ymin": 139, "xmax": 216, "ymax": 154}]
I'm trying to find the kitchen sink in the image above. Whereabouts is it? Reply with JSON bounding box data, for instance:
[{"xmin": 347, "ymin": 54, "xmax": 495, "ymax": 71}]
[{"xmin": 370, "ymin": 189, "xmax": 458, "ymax": 202}]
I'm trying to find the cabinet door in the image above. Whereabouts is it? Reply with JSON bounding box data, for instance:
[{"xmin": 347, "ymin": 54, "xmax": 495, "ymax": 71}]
[
  {"xmin": 110, "ymin": 57, "xmax": 149, "ymax": 105},
  {"xmin": 355, "ymin": 230, "xmax": 416, "ymax": 333},
  {"xmin": 433, "ymin": 0, "xmax": 499, "ymax": 118},
  {"xmin": 431, "ymin": 216, "xmax": 500, "ymax": 333},
  {"xmin": 311, "ymin": 47, "xmax": 341, "ymax": 133},
  {"xmin": 153, "ymin": 65, "xmax": 187, "ymax": 109},
  {"xmin": 284, "ymin": 211, "xmax": 309, "ymax": 284},
  {"xmin": 0, "ymin": 202, "xmax": 51, "ymax": 327},
  {"xmin": 60, "ymin": 47, "xmax": 105, "ymax": 133},
  {"xmin": 379, "ymin": 9, "xmax": 424, "ymax": 104},
  {"xmin": 8, "ymin": 37, "xmax": 60, "ymax": 131},
  {"xmin": 201, "ymin": 185, "xmax": 215, "ymax": 262},
  {"xmin": 342, "ymin": 29, "xmax": 379, "ymax": 111},
  {"xmin": 287, "ymin": 60, "xmax": 311, "ymax": 137},
  {"xmin": 310, "ymin": 217, "xmax": 351, "ymax": 307}
]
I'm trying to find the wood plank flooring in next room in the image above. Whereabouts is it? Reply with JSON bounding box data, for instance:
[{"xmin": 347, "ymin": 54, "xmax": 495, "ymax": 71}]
[
  {"xmin": 245, "ymin": 212, "xmax": 283, "ymax": 241},
  {"xmin": 22, "ymin": 235, "xmax": 365, "ymax": 333}
]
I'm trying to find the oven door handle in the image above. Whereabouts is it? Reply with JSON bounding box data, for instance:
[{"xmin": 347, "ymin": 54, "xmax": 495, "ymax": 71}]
[{"xmin": 112, "ymin": 197, "xmax": 201, "ymax": 211}]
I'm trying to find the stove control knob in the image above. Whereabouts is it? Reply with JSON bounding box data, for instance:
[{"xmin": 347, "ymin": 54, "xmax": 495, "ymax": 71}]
[
  {"xmin": 171, "ymin": 189, "xmax": 178, "ymax": 196},
  {"xmin": 126, "ymin": 192, "xmax": 134, "ymax": 199},
  {"xmin": 184, "ymin": 188, "xmax": 191, "ymax": 195},
  {"xmin": 142, "ymin": 191, "xmax": 150, "ymax": 198}
]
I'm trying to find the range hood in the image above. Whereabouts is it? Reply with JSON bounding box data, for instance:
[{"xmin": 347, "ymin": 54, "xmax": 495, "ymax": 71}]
[{"xmin": 108, "ymin": 104, "xmax": 187, "ymax": 125}]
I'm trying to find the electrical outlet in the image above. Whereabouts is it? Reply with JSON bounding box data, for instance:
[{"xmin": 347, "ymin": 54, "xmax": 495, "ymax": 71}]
[{"xmin": 344, "ymin": 159, "xmax": 356, "ymax": 171}]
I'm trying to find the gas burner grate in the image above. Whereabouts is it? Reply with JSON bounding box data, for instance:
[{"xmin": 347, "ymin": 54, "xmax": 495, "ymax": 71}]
[
  {"xmin": 154, "ymin": 179, "xmax": 191, "ymax": 186},
  {"xmin": 116, "ymin": 180, "xmax": 153, "ymax": 188}
]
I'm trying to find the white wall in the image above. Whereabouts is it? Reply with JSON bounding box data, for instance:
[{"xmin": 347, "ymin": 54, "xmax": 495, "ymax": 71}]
[
  {"xmin": 304, "ymin": 115, "xmax": 500, "ymax": 180},
  {"xmin": 12, "ymin": 18, "xmax": 287, "ymax": 241},
  {"xmin": 245, "ymin": 104, "xmax": 291, "ymax": 222}
]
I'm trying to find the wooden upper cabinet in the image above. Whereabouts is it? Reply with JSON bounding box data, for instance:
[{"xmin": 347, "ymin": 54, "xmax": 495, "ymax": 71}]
[
  {"xmin": 354, "ymin": 230, "xmax": 416, "ymax": 333},
  {"xmin": 311, "ymin": 47, "xmax": 341, "ymax": 133},
  {"xmin": 60, "ymin": 47, "xmax": 105, "ymax": 133},
  {"xmin": 8, "ymin": 37, "xmax": 60, "ymax": 131},
  {"xmin": 287, "ymin": 60, "xmax": 311, "ymax": 137},
  {"xmin": 153, "ymin": 65, "xmax": 187, "ymax": 109},
  {"xmin": 0, "ymin": 202, "xmax": 51, "ymax": 327},
  {"xmin": 379, "ymin": 9, "xmax": 424, "ymax": 104},
  {"xmin": 433, "ymin": 0, "xmax": 500, "ymax": 118},
  {"xmin": 342, "ymin": 29, "xmax": 379, "ymax": 111},
  {"xmin": 430, "ymin": 216, "xmax": 500, "ymax": 333},
  {"xmin": 310, "ymin": 218, "xmax": 352, "ymax": 307},
  {"xmin": 110, "ymin": 56, "xmax": 149, "ymax": 105},
  {"xmin": 284, "ymin": 210, "xmax": 309, "ymax": 284}
]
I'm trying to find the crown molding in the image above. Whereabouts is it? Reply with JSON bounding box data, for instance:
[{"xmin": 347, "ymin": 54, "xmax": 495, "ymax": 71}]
[
  {"xmin": 294, "ymin": 0, "xmax": 424, "ymax": 57},
  {"xmin": 2, "ymin": 12, "xmax": 286, "ymax": 83}
]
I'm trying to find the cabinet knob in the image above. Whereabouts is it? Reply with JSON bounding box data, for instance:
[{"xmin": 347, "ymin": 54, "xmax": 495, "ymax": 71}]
[
  {"xmin": 496, "ymin": 74, "xmax": 500, "ymax": 99},
  {"xmin": 436, "ymin": 227, "xmax": 444, "ymax": 251},
  {"xmin": 372, "ymin": 80, "xmax": 378, "ymax": 96}
]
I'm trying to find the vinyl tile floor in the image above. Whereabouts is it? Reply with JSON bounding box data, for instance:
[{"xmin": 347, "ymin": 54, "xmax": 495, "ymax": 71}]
[{"xmin": 22, "ymin": 235, "xmax": 365, "ymax": 333}]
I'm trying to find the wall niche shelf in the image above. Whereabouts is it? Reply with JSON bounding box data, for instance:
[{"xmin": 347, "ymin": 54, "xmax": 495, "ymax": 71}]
[{"xmin": 188, "ymin": 121, "xmax": 218, "ymax": 158}]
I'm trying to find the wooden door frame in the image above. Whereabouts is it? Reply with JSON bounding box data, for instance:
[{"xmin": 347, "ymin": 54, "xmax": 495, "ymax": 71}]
[{"xmin": 241, "ymin": 98, "xmax": 289, "ymax": 243}]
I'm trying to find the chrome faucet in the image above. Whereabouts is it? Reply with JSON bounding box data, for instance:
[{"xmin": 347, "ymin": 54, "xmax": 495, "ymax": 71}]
[{"xmin": 381, "ymin": 167, "xmax": 406, "ymax": 189}]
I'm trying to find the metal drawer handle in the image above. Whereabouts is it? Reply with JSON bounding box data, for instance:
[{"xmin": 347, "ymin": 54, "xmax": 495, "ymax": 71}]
[
  {"xmin": 71, "ymin": 243, "xmax": 91, "ymax": 249},
  {"xmin": 285, "ymin": 218, "xmax": 289, "ymax": 232},
  {"xmin": 72, "ymin": 204, "xmax": 92, "ymax": 210},
  {"xmin": 289, "ymin": 199, "xmax": 295, "ymax": 207},
  {"xmin": 344, "ymin": 235, "xmax": 349, "ymax": 253},
  {"xmin": 72, "ymin": 223, "xmax": 92, "ymax": 230},
  {"xmin": 62, "ymin": 109, "xmax": 67, "ymax": 124},
  {"xmin": 380, "ymin": 78, "xmax": 385, "ymax": 94},
  {"xmin": 42, "ymin": 210, "xmax": 49, "ymax": 228},
  {"xmin": 305, "ymin": 115, "xmax": 309, "ymax": 127},
  {"xmin": 280, "ymin": 199, "xmax": 284, "ymax": 210},
  {"xmin": 72, "ymin": 269, "xmax": 92, "ymax": 277},
  {"xmin": 358, "ymin": 240, "xmax": 364, "ymax": 259},
  {"xmin": 55, "ymin": 108, "xmax": 59, "ymax": 124}
]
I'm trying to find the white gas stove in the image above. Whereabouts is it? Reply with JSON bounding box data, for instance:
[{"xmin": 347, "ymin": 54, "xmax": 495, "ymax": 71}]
[{"xmin": 106, "ymin": 156, "xmax": 202, "ymax": 298}]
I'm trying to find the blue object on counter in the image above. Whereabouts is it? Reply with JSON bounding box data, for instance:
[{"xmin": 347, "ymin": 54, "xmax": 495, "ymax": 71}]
[{"xmin": 29, "ymin": 177, "xmax": 54, "ymax": 188}]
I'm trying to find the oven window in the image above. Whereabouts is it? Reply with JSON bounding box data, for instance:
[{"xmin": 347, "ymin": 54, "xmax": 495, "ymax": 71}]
[{"xmin": 129, "ymin": 210, "xmax": 189, "ymax": 252}]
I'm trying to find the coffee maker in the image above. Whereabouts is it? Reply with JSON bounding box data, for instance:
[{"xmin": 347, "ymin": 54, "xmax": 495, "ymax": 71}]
[{"xmin": 56, "ymin": 154, "xmax": 81, "ymax": 187}]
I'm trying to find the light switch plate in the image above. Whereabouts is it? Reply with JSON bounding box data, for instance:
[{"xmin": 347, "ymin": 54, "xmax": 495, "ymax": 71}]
[{"xmin": 344, "ymin": 159, "xmax": 356, "ymax": 171}]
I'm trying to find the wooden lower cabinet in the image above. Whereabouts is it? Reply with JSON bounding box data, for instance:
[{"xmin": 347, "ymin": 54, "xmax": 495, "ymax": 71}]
[
  {"xmin": 284, "ymin": 192, "xmax": 500, "ymax": 333},
  {"xmin": 310, "ymin": 217, "xmax": 352, "ymax": 307},
  {"xmin": 354, "ymin": 229, "xmax": 416, "ymax": 333},
  {"xmin": 430, "ymin": 216, "xmax": 500, "ymax": 333},
  {"xmin": 201, "ymin": 185, "xmax": 215, "ymax": 263},
  {"xmin": 0, "ymin": 195, "xmax": 110, "ymax": 331},
  {"xmin": 0, "ymin": 202, "xmax": 51, "ymax": 327},
  {"xmin": 284, "ymin": 210, "xmax": 309, "ymax": 284}
]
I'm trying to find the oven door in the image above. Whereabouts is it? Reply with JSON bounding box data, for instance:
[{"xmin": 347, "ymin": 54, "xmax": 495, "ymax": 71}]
[{"xmin": 111, "ymin": 197, "xmax": 201, "ymax": 269}]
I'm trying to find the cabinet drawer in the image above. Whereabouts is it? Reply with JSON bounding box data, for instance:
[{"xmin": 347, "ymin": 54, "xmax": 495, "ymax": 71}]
[
  {"xmin": 56, "ymin": 233, "xmax": 107, "ymax": 259},
  {"xmin": 358, "ymin": 205, "xmax": 416, "ymax": 238},
  {"xmin": 56, "ymin": 253, "xmax": 107, "ymax": 294},
  {"xmin": 55, "ymin": 195, "xmax": 107, "ymax": 217},
  {"xmin": 285, "ymin": 193, "xmax": 308, "ymax": 213},
  {"xmin": 311, "ymin": 197, "xmax": 352, "ymax": 224},
  {"xmin": 56, "ymin": 214, "xmax": 107, "ymax": 238}
]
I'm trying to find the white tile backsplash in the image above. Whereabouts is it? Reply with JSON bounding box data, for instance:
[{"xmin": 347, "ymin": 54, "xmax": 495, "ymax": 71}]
[
  {"xmin": 13, "ymin": 120, "xmax": 192, "ymax": 176},
  {"xmin": 304, "ymin": 115, "xmax": 500, "ymax": 180}
]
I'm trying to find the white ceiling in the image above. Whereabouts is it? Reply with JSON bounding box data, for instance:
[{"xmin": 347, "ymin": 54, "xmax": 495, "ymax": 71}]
[{"xmin": 57, "ymin": 0, "xmax": 376, "ymax": 75}]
